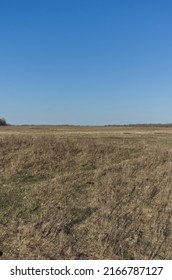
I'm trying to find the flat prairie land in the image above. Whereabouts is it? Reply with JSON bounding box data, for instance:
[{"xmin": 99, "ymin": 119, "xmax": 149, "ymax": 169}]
[{"xmin": 0, "ymin": 125, "xmax": 172, "ymax": 259}]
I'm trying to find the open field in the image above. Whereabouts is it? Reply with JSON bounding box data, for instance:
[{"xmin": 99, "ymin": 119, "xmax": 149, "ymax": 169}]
[{"xmin": 0, "ymin": 125, "xmax": 172, "ymax": 259}]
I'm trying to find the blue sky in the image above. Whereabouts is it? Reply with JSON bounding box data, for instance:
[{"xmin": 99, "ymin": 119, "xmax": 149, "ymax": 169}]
[{"xmin": 1, "ymin": 0, "xmax": 172, "ymax": 125}]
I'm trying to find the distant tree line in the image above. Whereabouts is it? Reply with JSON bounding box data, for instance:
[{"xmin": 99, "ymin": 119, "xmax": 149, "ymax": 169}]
[
  {"xmin": 104, "ymin": 123, "xmax": 172, "ymax": 127},
  {"xmin": 0, "ymin": 118, "xmax": 7, "ymax": 125}
]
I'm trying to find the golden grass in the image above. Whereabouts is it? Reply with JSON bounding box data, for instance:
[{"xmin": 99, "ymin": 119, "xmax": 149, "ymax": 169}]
[{"xmin": 0, "ymin": 125, "xmax": 172, "ymax": 259}]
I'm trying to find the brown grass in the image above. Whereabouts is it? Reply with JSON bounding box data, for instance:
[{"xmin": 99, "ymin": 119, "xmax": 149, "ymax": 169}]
[{"xmin": 0, "ymin": 125, "xmax": 172, "ymax": 259}]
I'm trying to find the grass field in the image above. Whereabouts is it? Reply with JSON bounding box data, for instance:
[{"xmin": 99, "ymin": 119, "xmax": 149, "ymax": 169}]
[{"xmin": 0, "ymin": 125, "xmax": 172, "ymax": 259}]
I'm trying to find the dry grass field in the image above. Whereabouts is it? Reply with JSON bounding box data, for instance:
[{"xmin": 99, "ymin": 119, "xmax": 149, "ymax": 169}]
[{"xmin": 0, "ymin": 125, "xmax": 172, "ymax": 259}]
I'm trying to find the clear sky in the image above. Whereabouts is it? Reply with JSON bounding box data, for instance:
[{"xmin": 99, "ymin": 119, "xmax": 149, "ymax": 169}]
[{"xmin": 1, "ymin": 0, "xmax": 172, "ymax": 125}]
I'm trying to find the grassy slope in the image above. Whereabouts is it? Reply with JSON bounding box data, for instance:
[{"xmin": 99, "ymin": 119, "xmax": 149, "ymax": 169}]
[{"xmin": 0, "ymin": 126, "xmax": 172, "ymax": 259}]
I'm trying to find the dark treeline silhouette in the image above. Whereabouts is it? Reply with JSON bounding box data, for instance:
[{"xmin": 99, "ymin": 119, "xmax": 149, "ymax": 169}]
[{"xmin": 0, "ymin": 118, "xmax": 7, "ymax": 125}]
